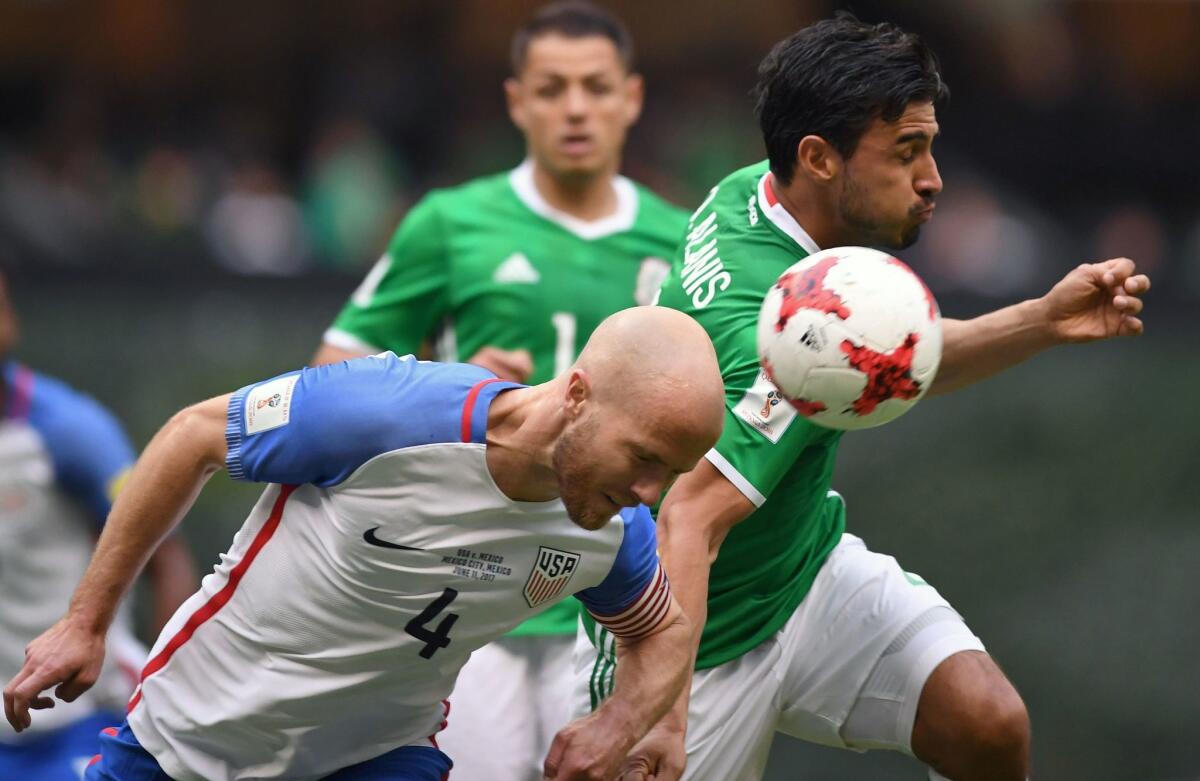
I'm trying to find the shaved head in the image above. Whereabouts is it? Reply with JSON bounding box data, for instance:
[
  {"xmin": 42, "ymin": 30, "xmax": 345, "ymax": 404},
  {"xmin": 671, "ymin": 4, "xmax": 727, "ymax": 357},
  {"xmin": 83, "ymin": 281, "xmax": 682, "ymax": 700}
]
[
  {"xmin": 575, "ymin": 306, "xmax": 724, "ymax": 433},
  {"xmin": 551, "ymin": 307, "xmax": 725, "ymax": 529}
]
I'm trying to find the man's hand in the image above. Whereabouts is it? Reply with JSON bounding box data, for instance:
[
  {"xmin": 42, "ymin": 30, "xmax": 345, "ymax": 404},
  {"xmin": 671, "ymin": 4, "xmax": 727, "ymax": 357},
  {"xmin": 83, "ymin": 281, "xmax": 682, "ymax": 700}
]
[
  {"xmin": 617, "ymin": 720, "xmax": 687, "ymax": 781},
  {"xmin": 543, "ymin": 708, "xmax": 633, "ymax": 781},
  {"xmin": 5, "ymin": 394, "xmax": 228, "ymax": 733},
  {"xmin": 3, "ymin": 616, "xmax": 107, "ymax": 732},
  {"xmin": 1040, "ymin": 258, "xmax": 1150, "ymax": 343},
  {"xmin": 467, "ymin": 346, "xmax": 534, "ymax": 382}
]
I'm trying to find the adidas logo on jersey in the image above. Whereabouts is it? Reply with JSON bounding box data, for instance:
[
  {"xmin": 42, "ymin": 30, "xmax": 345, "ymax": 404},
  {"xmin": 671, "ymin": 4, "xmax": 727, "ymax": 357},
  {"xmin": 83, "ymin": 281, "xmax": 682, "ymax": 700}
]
[{"xmin": 493, "ymin": 253, "xmax": 541, "ymax": 284}]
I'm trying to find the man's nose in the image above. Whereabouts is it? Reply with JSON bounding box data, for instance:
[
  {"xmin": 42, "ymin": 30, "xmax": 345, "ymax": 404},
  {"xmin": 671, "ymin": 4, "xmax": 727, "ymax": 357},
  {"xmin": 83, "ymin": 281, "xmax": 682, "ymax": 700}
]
[
  {"xmin": 564, "ymin": 84, "xmax": 589, "ymax": 119},
  {"xmin": 630, "ymin": 474, "xmax": 668, "ymax": 507},
  {"xmin": 916, "ymin": 155, "xmax": 942, "ymax": 200}
]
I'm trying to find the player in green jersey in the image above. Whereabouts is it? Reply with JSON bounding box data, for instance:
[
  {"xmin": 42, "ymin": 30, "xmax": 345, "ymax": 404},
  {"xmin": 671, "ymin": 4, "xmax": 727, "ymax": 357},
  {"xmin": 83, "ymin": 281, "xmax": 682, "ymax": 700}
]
[
  {"xmin": 575, "ymin": 14, "xmax": 1150, "ymax": 781},
  {"xmin": 313, "ymin": 3, "xmax": 688, "ymax": 779}
]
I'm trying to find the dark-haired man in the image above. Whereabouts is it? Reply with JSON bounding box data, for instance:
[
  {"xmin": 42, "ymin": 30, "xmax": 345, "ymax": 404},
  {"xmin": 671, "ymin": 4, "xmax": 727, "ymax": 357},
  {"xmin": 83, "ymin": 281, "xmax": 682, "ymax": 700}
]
[
  {"xmin": 313, "ymin": 3, "xmax": 688, "ymax": 777},
  {"xmin": 575, "ymin": 14, "xmax": 1150, "ymax": 781}
]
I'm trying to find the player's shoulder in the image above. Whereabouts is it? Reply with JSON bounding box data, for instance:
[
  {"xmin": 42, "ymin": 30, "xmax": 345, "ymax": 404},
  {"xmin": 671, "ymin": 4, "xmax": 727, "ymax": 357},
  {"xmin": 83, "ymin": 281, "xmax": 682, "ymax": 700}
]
[
  {"xmin": 228, "ymin": 355, "xmax": 515, "ymax": 486},
  {"xmin": 658, "ymin": 160, "xmax": 794, "ymax": 313},
  {"xmin": 15, "ymin": 363, "xmax": 128, "ymax": 449},
  {"xmin": 422, "ymin": 169, "xmax": 518, "ymax": 214},
  {"xmin": 6, "ymin": 361, "xmax": 134, "ymax": 494},
  {"xmin": 707, "ymin": 161, "xmax": 800, "ymax": 257},
  {"xmin": 700, "ymin": 161, "xmax": 770, "ymax": 227},
  {"xmin": 296, "ymin": 353, "xmax": 507, "ymax": 445},
  {"xmin": 303, "ymin": 352, "xmax": 494, "ymax": 405}
]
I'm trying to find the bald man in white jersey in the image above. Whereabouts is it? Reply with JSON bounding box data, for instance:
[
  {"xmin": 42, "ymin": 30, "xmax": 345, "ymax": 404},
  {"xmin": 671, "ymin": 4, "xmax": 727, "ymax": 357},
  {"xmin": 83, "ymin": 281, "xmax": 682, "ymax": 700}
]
[{"xmin": 4, "ymin": 307, "xmax": 725, "ymax": 781}]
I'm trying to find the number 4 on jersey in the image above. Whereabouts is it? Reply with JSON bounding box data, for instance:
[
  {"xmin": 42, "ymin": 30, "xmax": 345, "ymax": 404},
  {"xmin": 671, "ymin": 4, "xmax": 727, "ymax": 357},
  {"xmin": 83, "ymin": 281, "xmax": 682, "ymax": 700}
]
[{"xmin": 405, "ymin": 588, "xmax": 459, "ymax": 659}]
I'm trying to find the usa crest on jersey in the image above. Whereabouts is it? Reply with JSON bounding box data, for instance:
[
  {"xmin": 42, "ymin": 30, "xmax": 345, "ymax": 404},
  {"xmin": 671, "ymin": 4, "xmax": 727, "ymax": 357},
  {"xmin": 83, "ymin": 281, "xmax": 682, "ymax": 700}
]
[{"xmin": 524, "ymin": 546, "xmax": 581, "ymax": 608}]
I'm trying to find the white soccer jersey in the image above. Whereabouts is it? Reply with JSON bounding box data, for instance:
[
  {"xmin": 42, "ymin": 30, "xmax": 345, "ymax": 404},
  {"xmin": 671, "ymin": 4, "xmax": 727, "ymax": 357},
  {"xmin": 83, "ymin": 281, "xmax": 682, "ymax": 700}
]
[
  {"xmin": 126, "ymin": 354, "xmax": 672, "ymax": 781},
  {"xmin": 0, "ymin": 362, "xmax": 143, "ymax": 737}
]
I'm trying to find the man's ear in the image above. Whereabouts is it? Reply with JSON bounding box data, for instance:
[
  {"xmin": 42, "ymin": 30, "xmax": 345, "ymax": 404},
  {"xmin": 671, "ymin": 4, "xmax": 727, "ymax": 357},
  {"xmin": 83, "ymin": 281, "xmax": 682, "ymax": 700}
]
[
  {"xmin": 622, "ymin": 73, "xmax": 645, "ymax": 126},
  {"xmin": 563, "ymin": 368, "xmax": 593, "ymax": 421},
  {"xmin": 795, "ymin": 135, "xmax": 842, "ymax": 184}
]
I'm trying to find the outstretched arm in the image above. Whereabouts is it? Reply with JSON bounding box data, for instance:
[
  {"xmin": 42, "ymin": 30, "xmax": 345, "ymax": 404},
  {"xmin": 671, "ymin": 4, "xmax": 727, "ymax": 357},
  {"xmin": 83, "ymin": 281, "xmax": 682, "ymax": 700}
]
[
  {"xmin": 3, "ymin": 394, "xmax": 229, "ymax": 731},
  {"xmin": 931, "ymin": 258, "xmax": 1150, "ymax": 395}
]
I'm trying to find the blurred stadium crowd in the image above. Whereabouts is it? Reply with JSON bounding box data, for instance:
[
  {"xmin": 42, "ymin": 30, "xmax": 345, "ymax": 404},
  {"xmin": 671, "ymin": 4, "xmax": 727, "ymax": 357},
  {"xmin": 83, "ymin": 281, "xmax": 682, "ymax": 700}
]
[{"xmin": 1, "ymin": 0, "xmax": 1198, "ymax": 301}]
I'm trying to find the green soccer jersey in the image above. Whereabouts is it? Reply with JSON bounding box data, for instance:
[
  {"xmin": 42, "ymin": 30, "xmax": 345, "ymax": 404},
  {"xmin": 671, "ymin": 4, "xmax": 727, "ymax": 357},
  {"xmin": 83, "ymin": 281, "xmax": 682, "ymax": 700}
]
[
  {"xmin": 325, "ymin": 160, "xmax": 689, "ymax": 636},
  {"xmin": 658, "ymin": 160, "xmax": 847, "ymax": 669}
]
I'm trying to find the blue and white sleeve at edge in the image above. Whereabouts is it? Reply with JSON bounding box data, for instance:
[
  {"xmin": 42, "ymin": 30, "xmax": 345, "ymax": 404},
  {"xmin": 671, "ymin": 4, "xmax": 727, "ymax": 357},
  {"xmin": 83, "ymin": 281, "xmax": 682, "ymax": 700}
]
[
  {"xmin": 225, "ymin": 354, "xmax": 488, "ymax": 487},
  {"xmin": 28, "ymin": 375, "xmax": 135, "ymax": 527},
  {"xmin": 576, "ymin": 504, "xmax": 673, "ymax": 639}
]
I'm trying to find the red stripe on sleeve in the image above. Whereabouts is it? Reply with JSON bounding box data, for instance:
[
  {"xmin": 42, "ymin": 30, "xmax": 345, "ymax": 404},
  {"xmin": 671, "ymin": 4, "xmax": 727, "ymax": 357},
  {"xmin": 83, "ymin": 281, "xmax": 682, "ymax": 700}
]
[
  {"xmin": 460, "ymin": 378, "xmax": 504, "ymax": 443},
  {"xmin": 127, "ymin": 484, "xmax": 297, "ymax": 713},
  {"xmin": 589, "ymin": 564, "xmax": 674, "ymax": 639},
  {"xmin": 603, "ymin": 576, "xmax": 670, "ymax": 636}
]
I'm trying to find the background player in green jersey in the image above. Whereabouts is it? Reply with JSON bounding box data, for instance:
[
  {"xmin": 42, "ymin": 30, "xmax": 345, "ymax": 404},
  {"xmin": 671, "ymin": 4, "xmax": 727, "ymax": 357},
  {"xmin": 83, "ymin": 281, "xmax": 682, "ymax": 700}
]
[
  {"xmin": 575, "ymin": 14, "xmax": 1151, "ymax": 781},
  {"xmin": 313, "ymin": 3, "xmax": 688, "ymax": 779}
]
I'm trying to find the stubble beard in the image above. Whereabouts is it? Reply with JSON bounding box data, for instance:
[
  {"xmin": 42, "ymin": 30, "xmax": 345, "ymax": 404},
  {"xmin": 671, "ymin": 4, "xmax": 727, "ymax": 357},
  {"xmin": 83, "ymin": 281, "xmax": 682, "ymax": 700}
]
[
  {"xmin": 551, "ymin": 418, "xmax": 611, "ymax": 531},
  {"xmin": 838, "ymin": 176, "xmax": 922, "ymax": 251}
]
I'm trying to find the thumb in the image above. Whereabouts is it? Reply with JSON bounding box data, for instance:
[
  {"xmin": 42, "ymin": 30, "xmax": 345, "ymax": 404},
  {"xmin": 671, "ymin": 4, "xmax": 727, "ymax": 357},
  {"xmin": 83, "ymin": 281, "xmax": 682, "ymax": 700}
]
[{"xmin": 543, "ymin": 731, "xmax": 567, "ymax": 779}]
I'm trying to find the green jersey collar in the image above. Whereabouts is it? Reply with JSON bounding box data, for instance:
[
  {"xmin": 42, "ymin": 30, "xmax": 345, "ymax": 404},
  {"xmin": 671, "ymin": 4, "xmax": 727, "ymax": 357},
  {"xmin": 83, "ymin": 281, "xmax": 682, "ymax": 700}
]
[
  {"xmin": 758, "ymin": 171, "xmax": 821, "ymax": 255},
  {"xmin": 509, "ymin": 159, "xmax": 638, "ymax": 241}
]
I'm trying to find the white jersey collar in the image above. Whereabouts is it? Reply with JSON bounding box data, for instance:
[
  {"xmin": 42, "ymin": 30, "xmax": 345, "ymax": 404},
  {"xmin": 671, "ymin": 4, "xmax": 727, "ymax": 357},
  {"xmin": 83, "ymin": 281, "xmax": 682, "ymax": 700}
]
[
  {"xmin": 509, "ymin": 159, "xmax": 638, "ymax": 241},
  {"xmin": 757, "ymin": 171, "xmax": 821, "ymax": 255}
]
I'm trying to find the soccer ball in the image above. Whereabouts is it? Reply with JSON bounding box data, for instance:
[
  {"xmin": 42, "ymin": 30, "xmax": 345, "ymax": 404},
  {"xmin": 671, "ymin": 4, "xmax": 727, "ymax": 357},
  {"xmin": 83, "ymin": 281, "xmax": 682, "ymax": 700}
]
[{"xmin": 756, "ymin": 247, "xmax": 942, "ymax": 431}]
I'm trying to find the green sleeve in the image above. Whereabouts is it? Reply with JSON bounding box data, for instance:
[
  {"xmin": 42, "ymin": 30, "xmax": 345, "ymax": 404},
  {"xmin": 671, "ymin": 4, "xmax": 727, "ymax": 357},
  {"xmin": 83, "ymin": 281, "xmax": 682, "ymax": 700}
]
[
  {"xmin": 707, "ymin": 316, "xmax": 823, "ymax": 505},
  {"xmin": 324, "ymin": 194, "xmax": 449, "ymax": 355}
]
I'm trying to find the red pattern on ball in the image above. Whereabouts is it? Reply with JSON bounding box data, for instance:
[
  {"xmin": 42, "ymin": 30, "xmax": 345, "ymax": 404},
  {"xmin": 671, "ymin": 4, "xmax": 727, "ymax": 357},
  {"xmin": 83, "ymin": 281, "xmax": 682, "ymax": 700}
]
[
  {"xmin": 839, "ymin": 333, "xmax": 923, "ymax": 415},
  {"xmin": 774, "ymin": 256, "xmax": 851, "ymax": 332}
]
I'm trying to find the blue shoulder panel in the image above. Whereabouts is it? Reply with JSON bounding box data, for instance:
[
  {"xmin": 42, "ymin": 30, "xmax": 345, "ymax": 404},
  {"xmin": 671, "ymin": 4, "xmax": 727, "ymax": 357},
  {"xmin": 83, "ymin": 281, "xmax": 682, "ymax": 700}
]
[
  {"xmin": 226, "ymin": 354, "xmax": 521, "ymax": 487},
  {"xmin": 576, "ymin": 504, "xmax": 660, "ymax": 616},
  {"xmin": 18, "ymin": 364, "xmax": 135, "ymax": 526}
]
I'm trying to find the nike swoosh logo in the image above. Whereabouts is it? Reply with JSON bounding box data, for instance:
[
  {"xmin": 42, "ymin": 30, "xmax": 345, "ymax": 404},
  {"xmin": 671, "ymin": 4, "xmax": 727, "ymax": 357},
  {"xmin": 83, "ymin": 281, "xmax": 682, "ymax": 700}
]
[{"xmin": 363, "ymin": 527, "xmax": 424, "ymax": 551}]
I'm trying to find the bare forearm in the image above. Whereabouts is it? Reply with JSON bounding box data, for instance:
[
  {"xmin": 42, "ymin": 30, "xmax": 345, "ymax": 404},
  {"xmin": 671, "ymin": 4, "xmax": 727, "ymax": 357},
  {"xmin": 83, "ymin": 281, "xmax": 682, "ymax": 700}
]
[
  {"xmin": 654, "ymin": 525, "xmax": 717, "ymax": 727},
  {"xmin": 69, "ymin": 402, "xmax": 226, "ymax": 632},
  {"xmin": 653, "ymin": 460, "xmax": 753, "ymax": 727},
  {"xmin": 603, "ymin": 613, "xmax": 692, "ymax": 742},
  {"xmin": 930, "ymin": 299, "xmax": 1056, "ymax": 395}
]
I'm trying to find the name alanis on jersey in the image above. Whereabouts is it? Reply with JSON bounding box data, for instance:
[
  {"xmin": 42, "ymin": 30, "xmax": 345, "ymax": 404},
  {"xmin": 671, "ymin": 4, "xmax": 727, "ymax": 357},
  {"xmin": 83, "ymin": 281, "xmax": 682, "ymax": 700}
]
[{"xmin": 678, "ymin": 187, "xmax": 731, "ymax": 309}]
